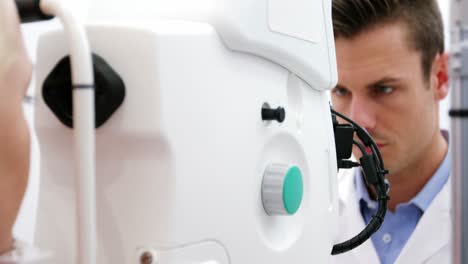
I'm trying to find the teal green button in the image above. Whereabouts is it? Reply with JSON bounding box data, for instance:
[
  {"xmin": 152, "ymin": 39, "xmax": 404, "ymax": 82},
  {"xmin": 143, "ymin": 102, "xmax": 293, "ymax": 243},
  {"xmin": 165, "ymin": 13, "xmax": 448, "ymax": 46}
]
[{"xmin": 283, "ymin": 166, "xmax": 303, "ymax": 215}]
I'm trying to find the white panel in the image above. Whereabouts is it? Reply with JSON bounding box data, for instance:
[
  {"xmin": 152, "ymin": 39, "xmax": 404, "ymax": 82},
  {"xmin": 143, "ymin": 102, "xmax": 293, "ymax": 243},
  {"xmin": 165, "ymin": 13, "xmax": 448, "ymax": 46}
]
[{"xmin": 268, "ymin": 0, "xmax": 323, "ymax": 43}]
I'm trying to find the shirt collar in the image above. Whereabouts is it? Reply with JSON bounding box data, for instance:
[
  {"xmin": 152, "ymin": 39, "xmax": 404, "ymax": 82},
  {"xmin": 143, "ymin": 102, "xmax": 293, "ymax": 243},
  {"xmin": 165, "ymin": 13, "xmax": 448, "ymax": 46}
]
[{"xmin": 355, "ymin": 130, "xmax": 450, "ymax": 212}]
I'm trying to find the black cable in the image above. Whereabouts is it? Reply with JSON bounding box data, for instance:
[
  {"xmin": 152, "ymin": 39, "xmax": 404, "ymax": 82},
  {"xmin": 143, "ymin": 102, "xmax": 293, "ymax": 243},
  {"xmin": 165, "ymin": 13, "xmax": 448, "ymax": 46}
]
[
  {"xmin": 338, "ymin": 160, "xmax": 361, "ymax": 169},
  {"xmin": 332, "ymin": 109, "xmax": 385, "ymax": 168},
  {"xmin": 371, "ymin": 144, "xmax": 384, "ymax": 168},
  {"xmin": 331, "ymin": 108, "xmax": 389, "ymax": 255},
  {"xmin": 353, "ymin": 140, "xmax": 366, "ymax": 154}
]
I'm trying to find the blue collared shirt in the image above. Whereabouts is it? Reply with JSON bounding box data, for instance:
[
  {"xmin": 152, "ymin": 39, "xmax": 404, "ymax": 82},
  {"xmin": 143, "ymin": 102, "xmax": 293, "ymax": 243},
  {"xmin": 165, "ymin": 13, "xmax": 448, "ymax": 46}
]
[{"xmin": 355, "ymin": 149, "xmax": 450, "ymax": 264}]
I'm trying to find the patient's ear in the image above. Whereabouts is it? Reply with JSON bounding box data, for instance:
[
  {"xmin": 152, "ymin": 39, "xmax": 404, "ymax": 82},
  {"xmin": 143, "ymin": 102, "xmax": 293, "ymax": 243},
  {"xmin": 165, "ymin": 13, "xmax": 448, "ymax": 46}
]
[{"xmin": 431, "ymin": 53, "xmax": 449, "ymax": 101}]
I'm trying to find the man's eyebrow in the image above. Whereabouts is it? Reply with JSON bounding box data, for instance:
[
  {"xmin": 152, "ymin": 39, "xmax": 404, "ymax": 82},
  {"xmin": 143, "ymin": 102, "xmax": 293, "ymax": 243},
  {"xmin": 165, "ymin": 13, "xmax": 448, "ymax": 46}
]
[
  {"xmin": 333, "ymin": 77, "xmax": 402, "ymax": 92},
  {"xmin": 366, "ymin": 77, "xmax": 402, "ymax": 89}
]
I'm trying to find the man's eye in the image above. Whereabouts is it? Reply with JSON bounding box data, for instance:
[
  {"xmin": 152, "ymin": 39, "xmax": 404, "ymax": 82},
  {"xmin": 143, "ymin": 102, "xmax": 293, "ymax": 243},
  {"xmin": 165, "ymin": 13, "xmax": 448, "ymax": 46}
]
[
  {"xmin": 333, "ymin": 87, "xmax": 349, "ymax": 96},
  {"xmin": 374, "ymin": 86, "xmax": 394, "ymax": 94}
]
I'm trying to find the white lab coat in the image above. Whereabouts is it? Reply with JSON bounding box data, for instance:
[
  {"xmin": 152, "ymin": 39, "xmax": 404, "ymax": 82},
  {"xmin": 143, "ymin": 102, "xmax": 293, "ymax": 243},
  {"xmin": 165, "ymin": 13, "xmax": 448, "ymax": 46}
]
[{"xmin": 331, "ymin": 168, "xmax": 451, "ymax": 264}]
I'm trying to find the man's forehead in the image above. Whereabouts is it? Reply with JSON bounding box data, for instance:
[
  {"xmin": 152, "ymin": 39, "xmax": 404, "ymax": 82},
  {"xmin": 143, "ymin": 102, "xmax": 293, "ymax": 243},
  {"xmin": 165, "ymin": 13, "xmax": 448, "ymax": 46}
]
[
  {"xmin": 335, "ymin": 23, "xmax": 412, "ymax": 61},
  {"xmin": 334, "ymin": 23, "xmax": 422, "ymax": 88},
  {"xmin": 334, "ymin": 21, "xmax": 413, "ymax": 49}
]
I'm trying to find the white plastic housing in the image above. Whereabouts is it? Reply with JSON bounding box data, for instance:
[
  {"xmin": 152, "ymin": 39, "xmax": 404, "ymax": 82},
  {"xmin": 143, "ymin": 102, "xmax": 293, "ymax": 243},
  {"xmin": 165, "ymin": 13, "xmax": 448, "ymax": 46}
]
[
  {"xmin": 87, "ymin": 0, "xmax": 338, "ymax": 91},
  {"xmin": 207, "ymin": 0, "xmax": 338, "ymax": 91},
  {"xmin": 34, "ymin": 20, "xmax": 338, "ymax": 263}
]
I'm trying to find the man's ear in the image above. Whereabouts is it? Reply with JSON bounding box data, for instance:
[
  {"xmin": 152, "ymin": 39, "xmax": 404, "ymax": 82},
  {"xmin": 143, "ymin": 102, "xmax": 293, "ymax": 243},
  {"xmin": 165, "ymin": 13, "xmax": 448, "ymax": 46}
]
[{"xmin": 431, "ymin": 52, "xmax": 449, "ymax": 101}]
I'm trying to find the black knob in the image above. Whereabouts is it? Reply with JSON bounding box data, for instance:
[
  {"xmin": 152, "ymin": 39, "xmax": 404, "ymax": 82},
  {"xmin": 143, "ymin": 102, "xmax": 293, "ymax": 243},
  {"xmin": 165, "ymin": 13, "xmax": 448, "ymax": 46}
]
[{"xmin": 262, "ymin": 106, "xmax": 286, "ymax": 123}]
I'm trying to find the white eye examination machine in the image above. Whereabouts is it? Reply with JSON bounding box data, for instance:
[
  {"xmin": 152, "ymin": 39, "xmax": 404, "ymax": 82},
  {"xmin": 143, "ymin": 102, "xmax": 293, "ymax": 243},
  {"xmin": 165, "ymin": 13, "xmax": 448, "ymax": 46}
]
[{"xmin": 14, "ymin": 0, "xmax": 388, "ymax": 263}]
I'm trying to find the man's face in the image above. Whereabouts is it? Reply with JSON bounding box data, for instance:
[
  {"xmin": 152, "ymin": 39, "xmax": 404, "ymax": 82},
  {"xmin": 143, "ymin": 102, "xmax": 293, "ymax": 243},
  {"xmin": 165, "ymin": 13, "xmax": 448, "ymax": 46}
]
[{"xmin": 331, "ymin": 22, "xmax": 447, "ymax": 177}]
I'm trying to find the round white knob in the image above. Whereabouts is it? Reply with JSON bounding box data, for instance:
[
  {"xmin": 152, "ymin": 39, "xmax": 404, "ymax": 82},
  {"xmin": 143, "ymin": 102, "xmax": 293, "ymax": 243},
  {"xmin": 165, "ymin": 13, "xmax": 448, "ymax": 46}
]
[{"xmin": 262, "ymin": 164, "xmax": 304, "ymax": 215}]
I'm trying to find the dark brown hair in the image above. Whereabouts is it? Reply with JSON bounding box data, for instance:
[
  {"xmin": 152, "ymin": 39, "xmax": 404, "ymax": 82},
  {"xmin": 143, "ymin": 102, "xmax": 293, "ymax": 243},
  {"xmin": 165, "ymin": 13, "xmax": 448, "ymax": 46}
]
[{"xmin": 332, "ymin": 0, "xmax": 444, "ymax": 80}]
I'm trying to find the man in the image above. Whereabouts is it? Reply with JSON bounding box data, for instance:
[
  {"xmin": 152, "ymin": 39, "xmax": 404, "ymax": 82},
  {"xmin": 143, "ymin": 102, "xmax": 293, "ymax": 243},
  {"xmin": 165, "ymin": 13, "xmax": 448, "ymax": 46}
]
[
  {"xmin": 0, "ymin": 0, "xmax": 33, "ymax": 259},
  {"xmin": 330, "ymin": 0, "xmax": 450, "ymax": 263}
]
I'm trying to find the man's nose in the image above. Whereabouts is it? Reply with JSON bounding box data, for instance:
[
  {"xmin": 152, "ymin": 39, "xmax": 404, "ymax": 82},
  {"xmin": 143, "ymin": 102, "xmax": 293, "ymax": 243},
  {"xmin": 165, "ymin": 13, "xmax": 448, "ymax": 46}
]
[{"xmin": 348, "ymin": 96, "xmax": 377, "ymax": 132}]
